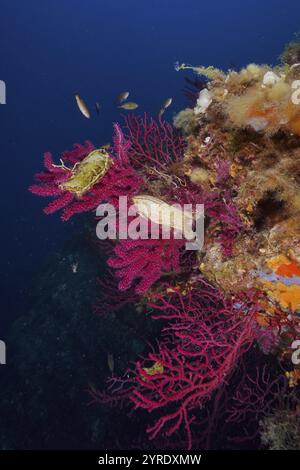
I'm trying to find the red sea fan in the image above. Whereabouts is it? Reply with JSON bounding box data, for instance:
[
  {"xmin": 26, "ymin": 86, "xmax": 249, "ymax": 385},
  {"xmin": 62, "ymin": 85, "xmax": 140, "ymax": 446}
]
[
  {"xmin": 107, "ymin": 238, "xmax": 185, "ymax": 294},
  {"xmin": 29, "ymin": 150, "xmax": 78, "ymax": 214},
  {"xmin": 123, "ymin": 113, "xmax": 186, "ymax": 171},
  {"xmin": 61, "ymin": 140, "xmax": 96, "ymax": 165},
  {"xmin": 96, "ymin": 281, "xmax": 257, "ymax": 448},
  {"xmin": 132, "ymin": 285, "xmax": 257, "ymax": 447},
  {"xmin": 29, "ymin": 125, "xmax": 143, "ymax": 220},
  {"xmin": 225, "ymin": 364, "xmax": 291, "ymax": 444}
]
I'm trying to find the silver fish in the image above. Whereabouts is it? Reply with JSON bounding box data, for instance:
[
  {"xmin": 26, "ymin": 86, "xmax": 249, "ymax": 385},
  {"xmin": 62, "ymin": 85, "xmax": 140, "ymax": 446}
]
[
  {"xmin": 118, "ymin": 101, "xmax": 138, "ymax": 110},
  {"xmin": 162, "ymin": 97, "xmax": 173, "ymax": 109},
  {"xmin": 75, "ymin": 94, "xmax": 90, "ymax": 119},
  {"xmin": 95, "ymin": 102, "xmax": 101, "ymax": 115},
  {"xmin": 117, "ymin": 91, "xmax": 130, "ymax": 104}
]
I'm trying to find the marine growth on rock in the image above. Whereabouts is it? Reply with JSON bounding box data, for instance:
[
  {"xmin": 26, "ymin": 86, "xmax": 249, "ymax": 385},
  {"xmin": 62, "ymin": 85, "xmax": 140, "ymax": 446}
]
[{"xmin": 30, "ymin": 45, "xmax": 300, "ymax": 449}]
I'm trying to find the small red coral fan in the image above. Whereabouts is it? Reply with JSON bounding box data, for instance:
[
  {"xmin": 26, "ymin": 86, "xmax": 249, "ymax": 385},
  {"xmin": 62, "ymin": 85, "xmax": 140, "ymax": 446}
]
[
  {"xmin": 104, "ymin": 115, "xmax": 191, "ymax": 293},
  {"xmin": 107, "ymin": 237, "xmax": 185, "ymax": 294},
  {"xmin": 91, "ymin": 281, "xmax": 258, "ymax": 449},
  {"xmin": 29, "ymin": 124, "xmax": 142, "ymax": 221},
  {"xmin": 123, "ymin": 113, "xmax": 186, "ymax": 171}
]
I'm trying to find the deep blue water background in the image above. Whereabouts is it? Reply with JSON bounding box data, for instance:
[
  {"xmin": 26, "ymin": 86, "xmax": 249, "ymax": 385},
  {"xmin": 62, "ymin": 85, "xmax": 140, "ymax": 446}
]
[{"xmin": 0, "ymin": 0, "xmax": 300, "ymax": 336}]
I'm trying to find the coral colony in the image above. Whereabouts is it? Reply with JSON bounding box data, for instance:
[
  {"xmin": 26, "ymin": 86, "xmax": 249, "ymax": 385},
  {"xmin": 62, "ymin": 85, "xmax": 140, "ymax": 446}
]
[{"xmin": 30, "ymin": 46, "xmax": 300, "ymax": 449}]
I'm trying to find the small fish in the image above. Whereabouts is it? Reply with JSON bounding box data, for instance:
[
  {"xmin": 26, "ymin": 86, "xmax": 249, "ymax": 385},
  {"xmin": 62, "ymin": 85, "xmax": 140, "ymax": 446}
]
[
  {"xmin": 158, "ymin": 98, "xmax": 173, "ymax": 118},
  {"xmin": 95, "ymin": 102, "xmax": 101, "ymax": 115},
  {"xmin": 107, "ymin": 352, "xmax": 114, "ymax": 374},
  {"xmin": 117, "ymin": 91, "xmax": 130, "ymax": 104},
  {"xmin": 118, "ymin": 101, "xmax": 139, "ymax": 110},
  {"xmin": 162, "ymin": 97, "xmax": 172, "ymax": 109},
  {"xmin": 75, "ymin": 94, "xmax": 90, "ymax": 119}
]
